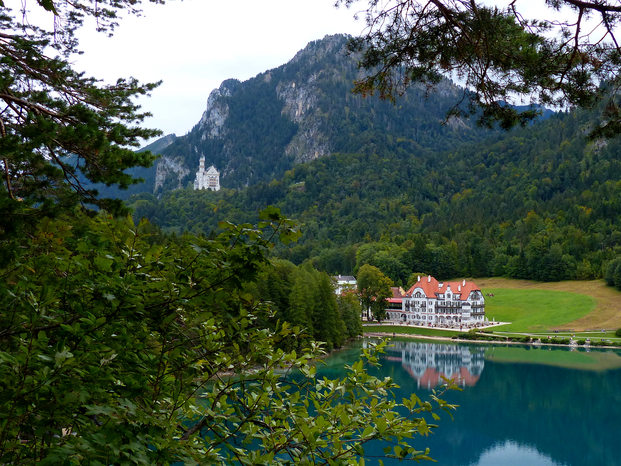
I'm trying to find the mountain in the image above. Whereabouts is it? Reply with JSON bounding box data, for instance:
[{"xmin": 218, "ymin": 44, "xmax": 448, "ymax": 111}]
[
  {"xmin": 129, "ymin": 100, "xmax": 621, "ymax": 284},
  {"xmin": 86, "ymin": 133, "xmax": 177, "ymax": 201},
  {"xmin": 152, "ymin": 34, "xmax": 498, "ymax": 193},
  {"xmin": 124, "ymin": 34, "xmax": 620, "ymax": 285}
]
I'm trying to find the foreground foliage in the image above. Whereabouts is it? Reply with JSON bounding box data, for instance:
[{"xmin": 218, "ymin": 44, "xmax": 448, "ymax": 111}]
[
  {"xmin": 0, "ymin": 0, "xmax": 162, "ymax": 246},
  {"xmin": 0, "ymin": 210, "xmax": 455, "ymax": 463}
]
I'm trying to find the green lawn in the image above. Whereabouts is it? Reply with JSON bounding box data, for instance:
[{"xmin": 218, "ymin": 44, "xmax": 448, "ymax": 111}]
[{"xmin": 484, "ymin": 288, "xmax": 596, "ymax": 332}]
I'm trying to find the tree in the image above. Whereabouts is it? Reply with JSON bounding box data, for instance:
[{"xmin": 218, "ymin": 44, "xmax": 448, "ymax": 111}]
[
  {"xmin": 338, "ymin": 0, "xmax": 621, "ymax": 133},
  {"xmin": 337, "ymin": 292, "xmax": 364, "ymax": 337},
  {"xmin": 0, "ymin": 3, "xmax": 458, "ymax": 462},
  {"xmin": 357, "ymin": 264, "xmax": 394, "ymax": 321},
  {"xmin": 0, "ymin": 209, "xmax": 456, "ymax": 463},
  {"xmin": 0, "ymin": 0, "xmax": 161, "ymax": 239}
]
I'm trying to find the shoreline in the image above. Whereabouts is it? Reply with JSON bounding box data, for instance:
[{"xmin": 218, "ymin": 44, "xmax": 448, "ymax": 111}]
[{"xmin": 363, "ymin": 331, "xmax": 621, "ymax": 350}]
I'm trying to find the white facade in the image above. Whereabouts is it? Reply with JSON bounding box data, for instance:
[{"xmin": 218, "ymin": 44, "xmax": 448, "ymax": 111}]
[
  {"xmin": 194, "ymin": 156, "xmax": 220, "ymax": 191},
  {"xmin": 333, "ymin": 275, "xmax": 357, "ymax": 295},
  {"xmin": 385, "ymin": 275, "xmax": 485, "ymax": 328}
]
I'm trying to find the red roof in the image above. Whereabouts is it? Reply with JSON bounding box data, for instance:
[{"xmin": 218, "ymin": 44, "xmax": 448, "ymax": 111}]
[
  {"xmin": 407, "ymin": 367, "xmax": 480, "ymax": 388},
  {"xmin": 386, "ymin": 286, "xmax": 405, "ymax": 304},
  {"xmin": 405, "ymin": 275, "xmax": 480, "ymax": 301}
]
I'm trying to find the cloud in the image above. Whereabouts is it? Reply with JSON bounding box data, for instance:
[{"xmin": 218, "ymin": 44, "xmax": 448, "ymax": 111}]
[{"xmin": 74, "ymin": 0, "xmax": 363, "ymax": 140}]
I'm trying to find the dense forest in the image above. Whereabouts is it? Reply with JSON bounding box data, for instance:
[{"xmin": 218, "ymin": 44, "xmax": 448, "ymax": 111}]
[
  {"xmin": 119, "ymin": 36, "xmax": 620, "ymax": 288},
  {"xmin": 130, "ymin": 100, "xmax": 621, "ymax": 286}
]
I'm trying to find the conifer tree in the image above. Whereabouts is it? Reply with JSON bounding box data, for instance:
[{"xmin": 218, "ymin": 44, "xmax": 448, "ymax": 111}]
[
  {"xmin": 0, "ymin": 0, "xmax": 161, "ymax": 238},
  {"xmin": 338, "ymin": 0, "xmax": 621, "ymax": 133}
]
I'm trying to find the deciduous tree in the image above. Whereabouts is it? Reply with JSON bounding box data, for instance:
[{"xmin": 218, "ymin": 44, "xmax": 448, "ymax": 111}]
[
  {"xmin": 0, "ymin": 209, "xmax": 454, "ymax": 463},
  {"xmin": 357, "ymin": 263, "xmax": 394, "ymax": 321}
]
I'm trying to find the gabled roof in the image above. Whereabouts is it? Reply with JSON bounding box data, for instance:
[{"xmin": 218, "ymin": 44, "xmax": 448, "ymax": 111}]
[
  {"xmin": 405, "ymin": 275, "xmax": 440, "ymax": 297},
  {"xmin": 405, "ymin": 276, "xmax": 481, "ymax": 301},
  {"xmin": 334, "ymin": 275, "xmax": 356, "ymax": 282},
  {"xmin": 206, "ymin": 165, "xmax": 219, "ymax": 175},
  {"xmin": 386, "ymin": 286, "xmax": 405, "ymax": 304}
]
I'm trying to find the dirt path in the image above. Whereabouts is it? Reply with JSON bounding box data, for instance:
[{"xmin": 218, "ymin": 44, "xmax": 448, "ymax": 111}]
[{"xmin": 474, "ymin": 278, "xmax": 621, "ymax": 331}]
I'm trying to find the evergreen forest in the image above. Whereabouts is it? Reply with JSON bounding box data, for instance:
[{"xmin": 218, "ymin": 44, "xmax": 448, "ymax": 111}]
[{"xmin": 130, "ymin": 100, "xmax": 621, "ymax": 287}]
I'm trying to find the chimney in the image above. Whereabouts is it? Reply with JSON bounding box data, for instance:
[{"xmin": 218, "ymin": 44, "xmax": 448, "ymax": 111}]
[
  {"xmin": 427, "ymin": 275, "xmax": 431, "ymax": 283},
  {"xmin": 463, "ymin": 279, "xmax": 466, "ymax": 286},
  {"xmin": 417, "ymin": 275, "xmax": 420, "ymax": 282}
]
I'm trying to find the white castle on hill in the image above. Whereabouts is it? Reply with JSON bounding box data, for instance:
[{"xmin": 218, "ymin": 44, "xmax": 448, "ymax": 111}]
[{"xmin": 194, "ymin": 156, "xmax": 220, "ymax": 191}]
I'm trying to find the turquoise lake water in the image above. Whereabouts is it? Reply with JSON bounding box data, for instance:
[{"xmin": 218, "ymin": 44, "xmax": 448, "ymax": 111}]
[{"xmin": 321, "ymin": 339, "xmax": 621, "ymax": 466}]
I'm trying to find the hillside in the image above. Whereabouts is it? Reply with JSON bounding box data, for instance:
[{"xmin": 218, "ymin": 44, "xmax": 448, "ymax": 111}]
[
  {"xmin": 151, "ymin": 34, "xmax": 499, "ymax": 193},
  {"xmin": 129, "ymin": 100, "xmax": 621, "ymax": 285},
  {"xmin": 84, "ymin": 133, "xmax": 177, "ymax": 201}
]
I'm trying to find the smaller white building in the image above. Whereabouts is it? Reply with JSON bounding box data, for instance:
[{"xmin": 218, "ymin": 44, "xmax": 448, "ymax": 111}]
[
  {"xmin": 333, "ymin": 275, "xmax": 357, "ymax": 295},
  {"xmin": 194, "ymin": 156, "xmax": 220, "ymax": 191}
]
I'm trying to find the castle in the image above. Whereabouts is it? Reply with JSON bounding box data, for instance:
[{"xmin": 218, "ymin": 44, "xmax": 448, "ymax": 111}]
[{"xmin": 193, "ymin": 156, "xmax": 220, "ymax": 191}]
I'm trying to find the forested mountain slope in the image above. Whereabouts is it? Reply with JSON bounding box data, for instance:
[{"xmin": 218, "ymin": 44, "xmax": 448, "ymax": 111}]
[
  {"xmin": 82, "ymin": 133, "xmax": 177, "ymax": 201},
  {"xmin": 151, "ymin": 34, "xmax": 497, "ymax": 193},
  {"xmin": 129, "ymin": 102, "xmax": 621, "ymax": 285}
]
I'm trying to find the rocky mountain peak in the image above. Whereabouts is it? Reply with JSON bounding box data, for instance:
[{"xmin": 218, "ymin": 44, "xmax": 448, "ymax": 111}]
[{"xmin": 152, "ymin": 33, "xmax": 491, "ymax": 193}]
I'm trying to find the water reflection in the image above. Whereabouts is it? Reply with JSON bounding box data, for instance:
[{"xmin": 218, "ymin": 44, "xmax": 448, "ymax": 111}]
[
  {"xmin": 362, "ymin": 339, "xmax": 621, "ymax": 465},
  {"xmin": 470, "ymin": 441, "xmax": 563, "ymax": 466},
  {"xmin": 386, "ymin": 340, "xmax": 485, "ymax": 389}
]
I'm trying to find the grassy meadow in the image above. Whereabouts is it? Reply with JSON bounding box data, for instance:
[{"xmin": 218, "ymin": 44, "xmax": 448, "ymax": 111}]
[
  {"xmin": 476, "ymin": 278, "xmax": 621, "ymax": 332},
  {"xmin": 482, "ymin": 288, "xmax": 595, "ymax": 332}
]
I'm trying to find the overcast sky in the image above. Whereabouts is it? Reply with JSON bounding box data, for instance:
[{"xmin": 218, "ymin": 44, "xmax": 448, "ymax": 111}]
[
  {"xmin": 66, "ymin": 0, "xmax": 587, "ymax": 144},
  {"xmin": 74, "ymin": 0, "xmax": 365, "ymax": 141}
]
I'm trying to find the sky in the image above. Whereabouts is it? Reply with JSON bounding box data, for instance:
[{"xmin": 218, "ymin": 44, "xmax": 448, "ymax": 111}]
[
  {"xmin": 73, "ymin": 0, "xmax": 366, "ymax": 141},
  {"xmin": 39, "ymin": 0, "xmax": 595, "ymax": 145}
]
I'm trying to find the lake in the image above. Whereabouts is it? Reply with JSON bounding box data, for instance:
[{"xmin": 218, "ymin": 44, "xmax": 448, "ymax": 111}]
[{"xmin": 321, "ymin": 339, "xmax": 621, "ymax": 465}]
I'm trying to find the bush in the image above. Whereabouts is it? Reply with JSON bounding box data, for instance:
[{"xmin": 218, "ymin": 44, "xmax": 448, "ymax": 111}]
[{"xmin": 615, "ymin": 328, "xmax": 621, "ymax": 337}]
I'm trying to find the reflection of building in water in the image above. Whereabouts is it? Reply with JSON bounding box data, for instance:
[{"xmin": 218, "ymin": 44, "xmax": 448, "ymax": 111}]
[{"xmin": 386, "ymin": 341, "xmax": 486, "ymax": 389}]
